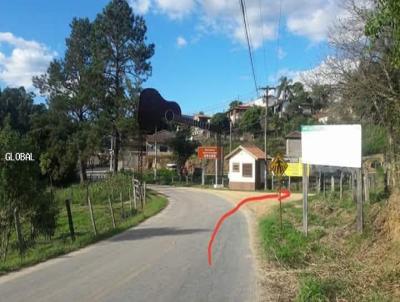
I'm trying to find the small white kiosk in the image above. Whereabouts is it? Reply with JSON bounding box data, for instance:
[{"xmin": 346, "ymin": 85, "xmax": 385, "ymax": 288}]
[{"xmin": 226, "ymin": 145, "xmax": 266, "ymax": 191}]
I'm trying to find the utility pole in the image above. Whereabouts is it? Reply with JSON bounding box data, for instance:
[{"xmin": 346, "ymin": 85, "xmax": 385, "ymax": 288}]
[
  {"xmin": 260, "ymin": 86, "xmax": 275, "ymax": 190},
  {"xmin": 229, "ymin": 120, "xmax": 232, "ymax": 153}
]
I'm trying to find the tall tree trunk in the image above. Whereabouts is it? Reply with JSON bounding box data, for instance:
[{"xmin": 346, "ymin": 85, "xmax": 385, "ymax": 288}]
[
  {"xmin": 78, "ymin": 152, "xmax": 87, "ymax": 184},
  {"xmin": 113, "ymin": 130, "xmax": 120, "ymax": 174}
]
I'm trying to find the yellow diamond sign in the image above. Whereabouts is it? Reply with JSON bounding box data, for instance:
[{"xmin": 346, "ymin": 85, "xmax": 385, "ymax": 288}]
[{"xmin": 270, "ymin": 153, "xmax": 288, "ymax": 176}]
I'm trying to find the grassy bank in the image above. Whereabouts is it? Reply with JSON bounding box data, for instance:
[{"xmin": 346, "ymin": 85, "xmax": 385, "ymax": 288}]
[
  {"xmin": 0, "ymin": 174, "xmax": 167, "ymax": 275},
  {"xmin": 259, "ymin": 191, "xmax": 399, "ymax": 301}
]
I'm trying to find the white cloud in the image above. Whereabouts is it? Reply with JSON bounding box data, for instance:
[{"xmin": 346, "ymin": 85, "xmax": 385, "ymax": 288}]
[
  {"xmin": 129, "ymin": 0, "xmax": 346, "ymax": 48},
  {"xmin": 155, "ymin": 0, "xmax": 195, "ymax": 19},
  {"xmin": 287, "ymin": 2, "xmax": 342, "ymax": 42},
  {"xmin": 268, "ymin": 68, "xmax": 302, "ymax": 84},
  {"xmin": 129, "ymin": 0, "xmax": 151, "ymax": 14},
  {"xmin": 268, "ymin": 56, "xmax": 359, "ymax": 89},
  {"xmin": 176, "ymin": 36, "xmax": 188, "ymax": 48},
  {"xmin": 0, "ymin": 32, "xmax": 56, "ymax": 89}
]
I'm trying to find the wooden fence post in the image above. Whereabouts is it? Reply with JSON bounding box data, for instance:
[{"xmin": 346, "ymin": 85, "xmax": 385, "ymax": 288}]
[
  {"xmin": 140, "ymin": 183, "xmax": 144, "ymax": 209},
  {"xmin": 129, "ymin": 187, "xmax": 133, "ymax": 213},
  {"xmin": 143, "ymin": 182, "xmax": 147, "ymax": 206},
  {"xmin": 65, "ymin": 199, "xmax": 75, "ymax": 241},
  {"xmin": 108, "ymin": 196, "xmax": 116, "ymax": 228},
  {"xmin": 120, "ymin": 192, "xmax": 125, "ymax": 218},
  {"xmin": 364, "ymin": 172, "xmax": 370, "ymax": 203},
  {"xmin": 133, "ymin": 182, "xmax": 137, "ymax": 210},
  {"xmin": 87, "ymin": 197, "xmax": 97, "ymax": 235},
  {"xmin": 349, "ymin": 173, "xmax": 352, "ymax": 190},
  {"xmin": 356, "ymin": 168, "xmax": 363, "ymax": 233},
  {"xmin": 13, "ymin": 207, "xmax": 24, "ymax": 255},
  {"xmin": 339, "ymin": 171, "xmax": 344, "ymax": 200}
]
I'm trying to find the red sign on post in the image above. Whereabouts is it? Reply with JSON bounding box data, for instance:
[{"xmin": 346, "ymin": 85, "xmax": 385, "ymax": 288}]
[{"xmin": 198, "ymin": 146, "xmax": 223, "ymax": 160}]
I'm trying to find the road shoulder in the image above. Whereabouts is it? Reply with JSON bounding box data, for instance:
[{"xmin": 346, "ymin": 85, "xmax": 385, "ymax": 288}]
[{"xmin": 195, "ymin": 188, "xmax": 302, "ymax": 301}]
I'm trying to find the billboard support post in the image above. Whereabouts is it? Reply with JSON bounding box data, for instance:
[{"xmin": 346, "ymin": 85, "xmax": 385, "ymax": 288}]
[
  {"xmin": 302, "ymin": 163, "xmax": 309, "ymax": 235},
  {"xmin": 356, "ymin": 168, "xmax": 363, "ymax": 233}
]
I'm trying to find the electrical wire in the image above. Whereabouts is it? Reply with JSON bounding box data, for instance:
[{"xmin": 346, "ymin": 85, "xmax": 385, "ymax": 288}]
[
  {"xmin": 275, "ymin": 0, "xmax": 283, "ymax": 83},
  {"xmin": 258, "ymin": 0, "xmax": 268, "ymax": 82},
  {"xmin": 239, "ymin": 0, "xmax": 258, "ymax": 96}
]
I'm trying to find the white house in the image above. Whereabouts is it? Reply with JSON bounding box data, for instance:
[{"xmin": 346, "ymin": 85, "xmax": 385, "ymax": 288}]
[{"xmin": 225, "ymin": 145, "xmax": 266, "ymax": 191}]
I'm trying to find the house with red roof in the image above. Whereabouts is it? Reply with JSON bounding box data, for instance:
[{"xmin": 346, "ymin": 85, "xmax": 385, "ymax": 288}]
[{"xmin": 225, "ymin": 145, "xmax": 267, "ymax": 190}]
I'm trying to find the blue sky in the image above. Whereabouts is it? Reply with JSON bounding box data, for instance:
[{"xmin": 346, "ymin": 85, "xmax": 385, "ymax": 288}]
[{"xmin": 0, "ymin": 0, "xmax": 342, "ymax": 115}]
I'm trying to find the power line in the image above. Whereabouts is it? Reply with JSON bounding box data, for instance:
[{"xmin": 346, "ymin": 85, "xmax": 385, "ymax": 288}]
[
  {"xmin": 275, "ymin": 0, "xmax": 283, "ymax": 82},
  {"xmin": 258, "ymin": 0, "xmax": 268, "ymax": 82},
  {"xmin": 239, "ymin": 0, "xmax": 258, "ymax": 96}
]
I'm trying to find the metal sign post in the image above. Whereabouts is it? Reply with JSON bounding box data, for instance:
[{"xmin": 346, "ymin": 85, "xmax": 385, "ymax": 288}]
[
  {"xmin": 270, "ymin": 153, "xmax": 288, "ymax": 233},
  {"xmin": 198, "ymin": 146, "xmax": 223, "ymax": 188}
]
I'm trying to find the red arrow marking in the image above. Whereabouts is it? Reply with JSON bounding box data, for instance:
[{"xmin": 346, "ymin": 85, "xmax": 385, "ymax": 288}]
[{"xmin": 207, "ymin": 189, "xmax": 291, "ymax": 266}]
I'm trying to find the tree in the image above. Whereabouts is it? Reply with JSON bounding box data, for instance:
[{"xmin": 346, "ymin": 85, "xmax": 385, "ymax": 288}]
[
  {"xmin": 229, "ymin": 100, "xmax": 243, "ymax": 110},
  {"xmin": 34, "ymin": 18, "xmax": 101, "ymax": 183},
  {"xmin": 310, "ymin": 84, "xmax": 332, "ymax": 114},
  {"xmin": 277, "ymin": 77, "xmax": 293, "ymax": 101},
  {"xmin": 210, "ymin": 112, "xmax": 230, "ymax": 134},
  {"xmin": 0, "ymin": 87, "xmax": 45, "ymax": 135},
  {"xmin": 239, "ymin": 106, "xmax": 263, "ymax": 134},
  {"xmin": 284, "ymin": 82, "xmax": 312, "ymax": 118},
  {"xmin": 93, "ymin": 0, "xmax": 155, "ymax": 173},
  {"xmin": 328, "ymin": 0, "xmax": 400, "ymax": 189},
  {"xmin": 168, "ymin": 128, "xmax": 199, "ymax": 176},
  {"xmin": 365, "ymin": 0, "xmax": 400, "ymax": 67},
  {"xmin": 0, "ymin": 119, "xmax": 57, "ymax": 256},
  {"xmin": 30, "ymin": 110, "xmax": 79, "ymax": 185}
]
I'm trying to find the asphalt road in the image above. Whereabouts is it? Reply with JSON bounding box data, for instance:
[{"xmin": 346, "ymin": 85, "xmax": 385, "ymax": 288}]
[{"xmin": 0, "ymin": 186, "xmax": 257, "ymax": 302}]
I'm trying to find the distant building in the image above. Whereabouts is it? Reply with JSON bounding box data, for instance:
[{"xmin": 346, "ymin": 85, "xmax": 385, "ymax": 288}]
[
  {"xmin": 192, "ymin": 113, "xmax": 211, "ymax": 140},
  {"xmin": 285, "ymin": 131, "xmax": 301, "ymax": 162},
  {"xmin": 225, "ymin": 145, "xmax": 266, "ymax": 191},
  {"xmin": 146, "ymin": 130, "xmax": 175, "ymax": 156},
  {"xmin": 227, "ymin": 104, "xmax": 251, "ymax": 126},
  {"xmin": 145, "ymin": 130, "xmax": 175, "ymax": 170},
  {"xmin": 227, "ymin": 93, "xmax": 288, "ymax": 125},
  {"xmin": 315, "ymin": 111, "xmax": 329, "ymax": 124}
]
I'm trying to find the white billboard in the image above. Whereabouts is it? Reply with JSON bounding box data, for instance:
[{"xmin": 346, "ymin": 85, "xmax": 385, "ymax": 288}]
[{"xmin": 301, "ymin": 125, "xmax": 362, "ymax": 168}]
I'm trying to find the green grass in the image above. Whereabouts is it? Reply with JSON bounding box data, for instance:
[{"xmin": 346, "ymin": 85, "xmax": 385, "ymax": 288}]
[
  {"xmin": 259, "ymin": 210, "xmax": 326, "ymax": 268},
  {"xmin": 296, "ymin": 275, "xmax": 345, "ymax": 302},
  {"xmin": 258, "ymin": 187, "xmax": 398, "ymax": 301},
  {"xmin": 0, "ymin": 182, "xmax": 167, "ymax": 275}
]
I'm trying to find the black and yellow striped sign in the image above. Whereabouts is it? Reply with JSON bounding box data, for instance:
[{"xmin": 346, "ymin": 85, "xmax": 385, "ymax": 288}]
[{"xmin": 270, "ymin": 153, "xmax": 288, "ymax": 176}]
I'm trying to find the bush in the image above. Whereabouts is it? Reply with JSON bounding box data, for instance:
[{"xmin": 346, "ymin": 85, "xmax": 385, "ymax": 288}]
[
  {"xmin": 30, "ymin": 192, "xmax": 59, "ymax": 239},
  {"xmin": 157, "ymin": 168, "xmax": 178, "ymax": 185},
  {"xmin": 296, "ymin": 276, "xmax": 344, "ymax": 302},
  {"xmin": 369, "ymin": 190, "xmax": 389, "ymax": 204}
]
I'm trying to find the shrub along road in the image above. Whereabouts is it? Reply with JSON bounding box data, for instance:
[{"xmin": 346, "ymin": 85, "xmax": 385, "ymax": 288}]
[{"xmin": 0, "ymin": 186, "xmax": 257, "ymax": 302}]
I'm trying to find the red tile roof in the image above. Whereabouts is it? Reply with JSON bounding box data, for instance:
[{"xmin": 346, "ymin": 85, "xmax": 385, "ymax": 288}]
[{"xmin": 225, "ymin": 145, "xmax": 266, "ymax": 160}]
